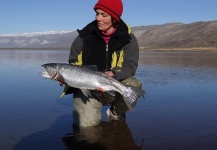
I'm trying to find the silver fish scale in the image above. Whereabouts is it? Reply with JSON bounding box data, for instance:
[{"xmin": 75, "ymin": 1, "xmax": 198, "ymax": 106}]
[{"xmin": 58, "ymin": 64, "xmax": 125, "ymax": 93}]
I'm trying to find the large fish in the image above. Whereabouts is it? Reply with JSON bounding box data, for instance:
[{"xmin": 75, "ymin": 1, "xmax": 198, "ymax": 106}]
[{"xmin": 40, "ymin": 63, "xmax": 145, "ymax": 109}]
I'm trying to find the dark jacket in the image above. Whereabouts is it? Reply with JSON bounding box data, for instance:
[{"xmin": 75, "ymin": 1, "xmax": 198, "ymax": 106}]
[{"xmin": 68, "ymin": 19, "xmax": 139, "ymax": 81}]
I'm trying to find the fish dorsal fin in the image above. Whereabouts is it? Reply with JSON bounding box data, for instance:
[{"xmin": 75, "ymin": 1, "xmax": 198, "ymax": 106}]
[{"xmin": 83, "ymin": 65, "xmax": 98, "ymax": 71}]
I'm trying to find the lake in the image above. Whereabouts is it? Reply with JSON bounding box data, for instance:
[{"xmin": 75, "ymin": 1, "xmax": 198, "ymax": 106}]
[{"xmin": 0, "ymin": 49, "xmax": 217, "ymax": 150}]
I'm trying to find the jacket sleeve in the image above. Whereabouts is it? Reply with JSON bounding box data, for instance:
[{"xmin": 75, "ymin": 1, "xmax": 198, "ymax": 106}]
[
  {"xmin": 112, "ymin": 33, "xmax": 139, "ymax": 80},
  {"xmin": 68, "ymin": 35, "xmax": 83, "ymax": 65}
]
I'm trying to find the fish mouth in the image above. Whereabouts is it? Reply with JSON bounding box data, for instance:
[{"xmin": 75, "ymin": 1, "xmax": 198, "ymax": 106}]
[
  {"xmin": 40, "ymin": 67, "xmax": 51, "ymax": 79},
  {"xmin": 40, "ymin": 66, "xmax": 59, "ymax": 80}
]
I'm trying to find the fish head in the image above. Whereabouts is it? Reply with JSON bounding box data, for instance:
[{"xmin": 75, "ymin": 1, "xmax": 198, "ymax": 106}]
[{"xmin": 40, "ymin": 63, "xmax": 60, "ymax": 80}]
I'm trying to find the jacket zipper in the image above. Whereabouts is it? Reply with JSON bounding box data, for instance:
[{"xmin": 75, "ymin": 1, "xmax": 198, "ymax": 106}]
[{"xmin": 106, "ymin": 44, "xmax": 109, "ymax": 69}]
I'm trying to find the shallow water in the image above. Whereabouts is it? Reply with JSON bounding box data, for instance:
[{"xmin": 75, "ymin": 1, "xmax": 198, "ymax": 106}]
[{"xmin": 0, "ymin": 50, "xmax": 217, "ymax": 150}]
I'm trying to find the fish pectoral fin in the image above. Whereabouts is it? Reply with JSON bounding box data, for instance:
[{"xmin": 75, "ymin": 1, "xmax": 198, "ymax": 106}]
[
  {"xmin": 81, "ymin": 89, "xmax": 92, "ymax": 97},
  {"xmin": 106, "ymin": 91, "xmax": 116, "ymax": 96}
]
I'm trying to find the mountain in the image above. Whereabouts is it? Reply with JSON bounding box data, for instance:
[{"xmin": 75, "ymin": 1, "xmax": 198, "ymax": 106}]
[
  {"xmin": 132, "ymin": 21, "xmax": 217, "ymax": 49},
  {"xmin": 0, "ymin": 30, "xmax": 78, "ymax": 49},
  {"xmin": 1, "ymin": 20, "xmax": 217, "ymax": 49}
]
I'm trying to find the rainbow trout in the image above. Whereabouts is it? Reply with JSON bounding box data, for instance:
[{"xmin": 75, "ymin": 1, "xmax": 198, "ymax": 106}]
[{"xmin": 40, "ymin": 63, "xmax": 145, "ymax": 109}]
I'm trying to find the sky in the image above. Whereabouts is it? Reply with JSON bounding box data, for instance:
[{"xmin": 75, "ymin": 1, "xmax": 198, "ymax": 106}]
[{"xmin": 0, "ymin": 0, "xmax": 217, "ymax": 35}]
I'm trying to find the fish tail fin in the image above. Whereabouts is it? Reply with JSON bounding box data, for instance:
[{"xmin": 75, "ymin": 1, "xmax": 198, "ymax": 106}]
[{"xmin": 123, "ymin": 87, "xmax": 146, "ymax": 109}]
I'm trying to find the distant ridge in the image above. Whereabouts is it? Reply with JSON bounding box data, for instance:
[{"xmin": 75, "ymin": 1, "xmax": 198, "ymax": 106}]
[
  {"xmin": 132, "ymin": 20, "xmax": 217, "ymax": 50},
  {"xmin": 1, "ymin": 20, "xmax": 217, "ymax": 50},
  {"xmin": 1, "ymin": 30, "xmax": 74, "ymax": 37},
  {"xmin": 0, "ymin": 30, "xmax": 78, "ymax": 49}
]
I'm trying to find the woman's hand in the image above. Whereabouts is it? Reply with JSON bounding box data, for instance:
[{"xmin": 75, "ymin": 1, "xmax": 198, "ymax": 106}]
[{"xmin": 105, "ymin": 71, "xmax": 115, "ymax": 77}]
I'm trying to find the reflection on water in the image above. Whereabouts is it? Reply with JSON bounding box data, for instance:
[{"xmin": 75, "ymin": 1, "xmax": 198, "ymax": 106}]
[
  {"xmin": 139, "ymin": 51, "xmax": 217, "ymax": 67},
  {"xmin": 1, "ymin": 50, "xmax": 217, "ymax": 150},
  {"xmin": 62, "ymin": 120, "xmax": 142, "ymax": 150},
  {"xmin": 0, "ymin": 50, "xmax": 69, "ymax": 65}
]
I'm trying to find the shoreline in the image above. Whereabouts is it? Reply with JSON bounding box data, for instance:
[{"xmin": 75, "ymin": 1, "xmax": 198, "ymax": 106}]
[
  {"xmin": 140, "ymin": 47, "xmax": 217, "ymax": 52},
  {"xmin": 1, "ymin": 47, "xmax": 217, "ymax": 52},
  {"xmin": 0, "ymin": 47, "xmax": 69, "ymax": 50}
]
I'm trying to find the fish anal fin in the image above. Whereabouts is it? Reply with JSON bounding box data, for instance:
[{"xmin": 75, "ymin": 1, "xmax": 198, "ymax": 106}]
[{"xmin": 81, "ymin": 89, "xmax": 92, "ymax": 97}]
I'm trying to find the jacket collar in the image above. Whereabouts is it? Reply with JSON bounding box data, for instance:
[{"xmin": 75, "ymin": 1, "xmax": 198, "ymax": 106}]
[{"xmin": 78, "ymin": 19, "xmax": 131, "ymax": 47}]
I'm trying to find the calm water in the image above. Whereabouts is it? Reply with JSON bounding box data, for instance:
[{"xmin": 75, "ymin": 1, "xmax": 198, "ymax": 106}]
[{"xmin": 0, "ymin": 50, "xmax": 217, "ymax": 150}]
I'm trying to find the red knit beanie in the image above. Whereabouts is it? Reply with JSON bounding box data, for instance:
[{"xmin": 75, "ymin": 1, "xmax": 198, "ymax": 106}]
[{"xmin": 94, "ymin": 0, "xmax": 123, "ymax": 22}]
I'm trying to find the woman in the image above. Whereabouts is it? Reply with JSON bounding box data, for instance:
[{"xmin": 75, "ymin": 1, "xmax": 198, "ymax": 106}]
[{"xmin": 66, "ymin": 0, "xmax": 142, "ymax": 127}]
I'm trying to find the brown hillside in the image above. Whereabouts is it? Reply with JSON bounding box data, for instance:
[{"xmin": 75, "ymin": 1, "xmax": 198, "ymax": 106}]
[{"xmin": 132, "ymin": 21, "xmax": 217, "ymax": 50}]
